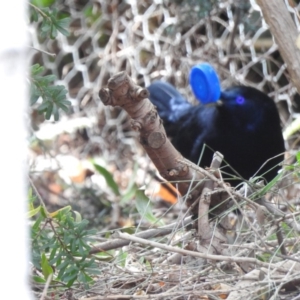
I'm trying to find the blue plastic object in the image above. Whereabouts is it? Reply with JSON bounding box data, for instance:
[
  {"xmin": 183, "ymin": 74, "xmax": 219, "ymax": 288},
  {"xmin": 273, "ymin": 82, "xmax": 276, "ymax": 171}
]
[{"xmin": 189, "ymin": 63, "xmax": 221, "ymax": 104}]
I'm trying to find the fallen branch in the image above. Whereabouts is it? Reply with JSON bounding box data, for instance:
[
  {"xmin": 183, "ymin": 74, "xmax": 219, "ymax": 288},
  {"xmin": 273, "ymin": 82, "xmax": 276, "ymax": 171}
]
[
  {"xmin": 89, "ymin": 216, "xmax": 193, "ymax": 254},
  {"xmin": 112, "ymin": 231, "xmax": 296, "ymax": 274}
]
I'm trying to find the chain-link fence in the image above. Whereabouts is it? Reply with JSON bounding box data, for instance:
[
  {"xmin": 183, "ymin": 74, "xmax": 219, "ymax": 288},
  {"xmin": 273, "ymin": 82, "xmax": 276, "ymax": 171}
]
[{"xmin": 29, "ymin": 0, "xmax": 300, "ymax": 106}]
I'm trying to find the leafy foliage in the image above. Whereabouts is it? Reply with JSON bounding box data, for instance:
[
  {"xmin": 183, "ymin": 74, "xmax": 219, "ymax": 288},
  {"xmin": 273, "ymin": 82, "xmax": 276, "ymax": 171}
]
[
  {"xmin": 29, "ymin": 2, "xmax": 70, "ymax": 39},
  {"xmin": 29, "ymin": 1, "xmax": 71, "ymax": 120},
  {"xmin": 135, "ymin": 189, "xmax": 164, "ymax": 226},
  {"xmin": 30, "ymin": 197, "xmax": 99, "ymax": 287},
  {"xmin": 93, "ymin": 162, "xmax": 164, "ymax": 225},
  {"xmin": 30, "ymin": 64, "xmax": 71, "ymax": 121}
]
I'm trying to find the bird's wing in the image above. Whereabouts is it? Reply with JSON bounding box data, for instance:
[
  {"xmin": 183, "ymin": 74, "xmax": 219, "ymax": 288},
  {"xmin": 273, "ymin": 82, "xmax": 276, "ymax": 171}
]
[
  {"xmin": 147, "ymin": 81, "xmax": 217, "ymax": 163},
  {"xmin": 147, "ymin": 81, "xmax": 192, "ymax": 126}
]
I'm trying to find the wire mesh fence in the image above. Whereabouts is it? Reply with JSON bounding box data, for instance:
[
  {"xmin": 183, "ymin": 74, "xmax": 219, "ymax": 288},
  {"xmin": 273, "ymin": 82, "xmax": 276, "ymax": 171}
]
[{"xmin": 29, "ymin": 0, "xmax": 300, "ymax": 108}]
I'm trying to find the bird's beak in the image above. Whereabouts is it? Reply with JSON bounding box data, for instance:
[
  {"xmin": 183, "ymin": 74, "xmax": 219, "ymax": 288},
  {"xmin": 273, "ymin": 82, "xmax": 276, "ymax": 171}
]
[
  {"xmin": 216, "ymin": 99, "xmax": 223, "ymax": 106},
  {"xmin": 205, "ymin": 100, "xmax": 223, "ymax": 107}
]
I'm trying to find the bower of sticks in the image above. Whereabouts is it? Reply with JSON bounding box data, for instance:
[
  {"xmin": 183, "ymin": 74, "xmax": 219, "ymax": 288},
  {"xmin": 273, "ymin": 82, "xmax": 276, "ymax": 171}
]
[{"xmin": 29, "ymin": 0, "xmax": 300, "ymax": 299}]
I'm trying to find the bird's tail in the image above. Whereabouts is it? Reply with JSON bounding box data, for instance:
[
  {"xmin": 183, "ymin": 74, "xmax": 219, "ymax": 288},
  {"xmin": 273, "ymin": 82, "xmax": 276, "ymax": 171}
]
[{"xmin": 147, "ymin": 81, "xmax": 191, "ymax": 133}]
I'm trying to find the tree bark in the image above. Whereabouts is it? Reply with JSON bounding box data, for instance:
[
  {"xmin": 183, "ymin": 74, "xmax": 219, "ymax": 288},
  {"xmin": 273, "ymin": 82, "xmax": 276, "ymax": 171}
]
[{"xmin": 257, "ymin": 0, "xmax": 300, "ymax": 94}]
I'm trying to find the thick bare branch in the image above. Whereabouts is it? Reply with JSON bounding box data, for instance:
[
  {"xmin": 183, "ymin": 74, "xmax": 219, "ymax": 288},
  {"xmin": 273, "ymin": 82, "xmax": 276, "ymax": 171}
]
[{"xmin": 99, "ymin": 72, "xmax": 229, "ymax": 214}]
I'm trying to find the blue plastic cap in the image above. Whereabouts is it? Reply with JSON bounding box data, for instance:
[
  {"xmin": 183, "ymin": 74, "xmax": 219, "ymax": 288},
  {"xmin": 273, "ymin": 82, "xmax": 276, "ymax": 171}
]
[{"xmin": 189, "ymin": 63, "xmax": 221, "ymax": 104}]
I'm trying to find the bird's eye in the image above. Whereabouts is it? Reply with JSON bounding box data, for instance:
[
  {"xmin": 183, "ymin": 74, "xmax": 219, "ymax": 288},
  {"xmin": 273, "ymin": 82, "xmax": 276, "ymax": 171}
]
[{"xmin": 236, "ymin": 96, "xmax": 245, "ymax": 105}]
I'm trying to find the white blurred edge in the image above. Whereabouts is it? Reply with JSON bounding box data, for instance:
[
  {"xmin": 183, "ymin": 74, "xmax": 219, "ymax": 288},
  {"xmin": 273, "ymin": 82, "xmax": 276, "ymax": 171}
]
[{"xmin": 0, "ymin": 1, "xmax": 32, "ymax": 299}]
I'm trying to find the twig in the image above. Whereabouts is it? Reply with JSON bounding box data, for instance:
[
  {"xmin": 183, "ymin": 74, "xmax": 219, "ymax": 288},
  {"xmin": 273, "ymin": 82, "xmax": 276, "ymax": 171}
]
[
  {"xmin": 89, "ymin": 216, "xmax": 193, "ymax": 254},
  {"xmin": 29, "ymin": 46, "xmax": 56, "ymax": 57},
  {"xmin": 113, "ymin": 231, "xmax": 295, "ymax": 273},
  {"xmin": 39, "ymin": 273, "xmax": 53, "ymax": 300},
  {"xmin": 198, "ymin": 152, "xmax": 223, "ymax": 239}
]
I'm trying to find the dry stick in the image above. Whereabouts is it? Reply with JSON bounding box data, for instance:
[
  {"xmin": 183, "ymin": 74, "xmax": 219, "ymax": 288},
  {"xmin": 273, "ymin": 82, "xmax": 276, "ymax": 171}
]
[
  {"xmin": 256, "ymin": 0, "xmax": 300, "ymax": 94},
  {"xmin": 181, "ymin": 158, "xmax": 272, "ymax": 250},
  {"xmin": 113, "ymin": 231, "xmax": 294, "ymax": 274},
  {"xmin": 198, "ymin": 152, "xmax": 223, "ymax": 239},
  {"xmin": 39, "ymin": 273, "xmax": 53, "ymax": 300},
  {"xmin": 171, "ymin": 162, "xmax": 296, "ymax": 262},
  {"xmin": 89, "ymin": 216, "xmax": 193, "ymax": 254},
  {"xmin": 184, "ymin": 158, "xmax": 296, "ymax": 257}
]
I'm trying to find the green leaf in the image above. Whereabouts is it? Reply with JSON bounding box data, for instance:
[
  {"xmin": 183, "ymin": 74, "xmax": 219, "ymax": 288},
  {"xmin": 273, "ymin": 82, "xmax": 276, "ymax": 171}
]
[
  {"xmin": 93, "ymin": 163, "xmax": 120, "ymax": 196},
  {"xmin": 41, "ymin": 253, "xmax": 53, "ymax": 279},
  {"xmin": 63, "ymin": 265, "xmax": 78, "ymax": 278},
  {"xmin": 45, "ymin": 102, "xmax": 53, "ymax": 119},
  {"xmin": 28, "ymin": 188, "xmax": 36, "ymax": 207},
  {"xmin": 64, "ymin": 272, "xmax": 78, "ymax": 287},
  {"xmin": 52, "ymin": 104, "xmax": 59, "ymax": 121},
  {"xmin": 30, "ymin": 85, "xmax": 40, "ymax": 105},
  {"xmin": 31, "ymin": 0, "xmax": 55, "ymax": 8},
  {"xmin": 135, "ymin": 189, "xmax": 164, "ymax": 226},
  {"xmin": 37, "ymin": 101, "xmax": 50, "ymax": 112},
  {"xmin": 30, "ymin": 63, "xmax": 70, "ymax": 120},
  {"xmin": 27, "ymin": 205, "xmax": 41, "ymax": 218},
  {"xmin": 30, "ymin": 8, "xmax": 39, "ymax": 22},
  {"xmin": 59, "ymin": 100, "xmax": 72, "ymax": 106},
  {"xmin": 57, "ymin": 103, "xmax": 69, "ymax": 113},
  {"xmin": 78, "ymin": 240, "xmax": 86, "ymax": 256},
  {"xmin": 49, "ymin": 246, "xmax": 58, "ymax": 261},
  {"xmin": 54, "ymin": 18, "xmax": 71, "ymax": 36},
  {"xmin": 41, "ymin": 19, "xmax": 51, "ymax": 35},
  {"xmin": 32, "ymin": 214, "xmax": 44, "ymax": 232},
  {"xmin": 117, "ymin": 250, "xmax": 128, "ymax": 267},
  {"xmin": 256, "ymin": 171, "xmax": 283, "ymax": 196},
  {"xmin": 74, "ymin": 211, "xmax": 82, "ymax": 223},
  {"xmin": 49, "ymin": 206, "xmax": 72, "ymax": 219},
  {"xmin": 70, "ymin": 239, "xmax": 77, "ymax": 253},
  {"xmin": 50, "ymin": 23, "xmax": 57, "ymax": 39},
  {"xmin": 40, "ymin": 205, "xmax": 48, "ymax": 218},
  {"xmin": 32, "ymin": 276, "xmax": 46, "ymax": 283},
  {"xmin": 57, "ymin": 259, "xmax": 69, "ymax": 278},
  {"xmin": 120, "ymin": 183, "xmax": 138, "ymax": 205},
  {"xmin": 78, "ymin": 271, "xmax": 93, "ymax": 284},
  {"xmin": 53, "ymin": 87, "xmax": 68, "ymax": 101},
  {"xmin": 296, "ymin": 152, "xmax": 300, "ymax": 165},
  {"xmin": 31, "ymin": 64, "xmax": 44, "ymax": 75},
  {"xmin": 50, "ymin": 250, "xmax": 63, "ymax": 265},
  {"xmin": 41, "ymin": 74, "xmax": 56, "ymax": 83}
]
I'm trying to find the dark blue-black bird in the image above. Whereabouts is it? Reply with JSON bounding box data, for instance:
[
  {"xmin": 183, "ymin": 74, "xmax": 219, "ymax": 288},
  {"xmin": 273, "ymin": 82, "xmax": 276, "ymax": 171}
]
[{"xmin": 147, "ymin": 81, "xmax": 285, "ymax": 185}]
